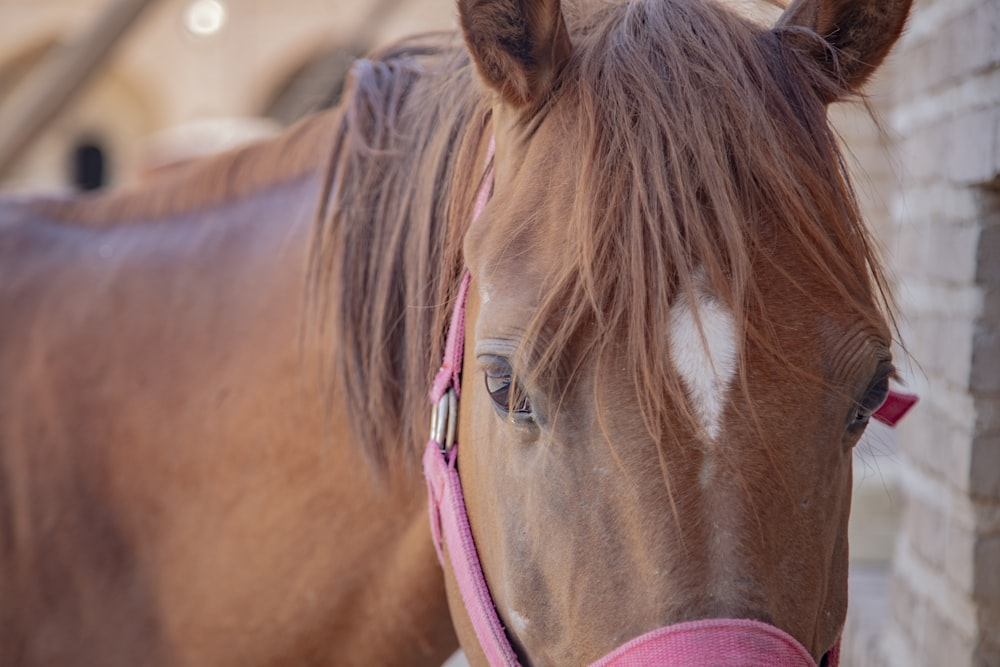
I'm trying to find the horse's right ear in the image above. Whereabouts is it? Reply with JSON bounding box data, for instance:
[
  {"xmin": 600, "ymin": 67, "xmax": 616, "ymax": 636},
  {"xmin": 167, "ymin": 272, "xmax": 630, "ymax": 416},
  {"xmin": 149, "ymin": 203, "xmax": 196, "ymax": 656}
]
[
  {"xmin": 458, "ymin": 0, "xmax": 573, "ymax": 109},
  {"xmin": 775, "ymin": 0, "xmax": 913, "ymax": 101}
]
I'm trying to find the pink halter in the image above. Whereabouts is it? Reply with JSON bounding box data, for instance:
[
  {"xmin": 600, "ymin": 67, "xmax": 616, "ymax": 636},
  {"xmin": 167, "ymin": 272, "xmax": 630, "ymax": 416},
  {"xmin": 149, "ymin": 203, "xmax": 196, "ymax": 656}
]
[{"xmin": 422, "ymin": 140, "xmax": 914, "ymax": 666}]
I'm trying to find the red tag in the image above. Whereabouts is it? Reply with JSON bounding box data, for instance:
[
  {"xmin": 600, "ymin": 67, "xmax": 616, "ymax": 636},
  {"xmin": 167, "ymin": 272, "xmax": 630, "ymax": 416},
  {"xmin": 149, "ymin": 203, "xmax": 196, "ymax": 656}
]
[{"xmin": 873, "ymin": 390, "xmax": 918, "ymax": 427}]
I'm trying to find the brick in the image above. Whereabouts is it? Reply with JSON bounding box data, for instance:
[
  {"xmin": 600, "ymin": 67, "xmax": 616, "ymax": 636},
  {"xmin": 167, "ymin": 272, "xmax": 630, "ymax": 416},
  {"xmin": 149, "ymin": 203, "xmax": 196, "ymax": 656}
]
[
  {"xmin": 974, "ymin": 638, "xmax": 1000, "ymax": 667},
  {"xmin": 978, "ymin": 223, "xmax": 1000, "ymax": 286},
  {"xmin": 945, "ymin": 514, "xmax": 977, "ymax": 593},
  {"xmin": 886, "ymin": 55, "xmax": 925, "ymax": 110},
  {"xmin": 974, "ymin": 534, "xmax": 1000, "ymax": 603},
  {"xmin": 850, "ymin": 457, "xmax": 903, "ymax": 564},
  {"xmin": 882, "ymin": 626, "xmax": 920, "ymax": 667},
  {"xmin": 948, "ymin": 108, "xmax": 999, "ymax": 186},
  {"xmin": 925, "ymin": 605, "xmax": 977, "ymax": 666},
  {"xmin": 932, "ymin": 183, "xmax": 981, "ymax": 225},
  {"xmin": 982, "ymin": 184, "xmax": 1000, "ymax": 219},
  {"xmin": 877, "ymin": 0, "xmax": 1000, "ymax": 660},
  {"xmin": 919, "ymin": 401, "xmax": 994, "ymax": 494},
  {"xmin": 926, "ymin": 26, "xmax": 959, "ymax": 92},
  {"xmin": 843, "ymin": 566, "xmax": 893, "ymax": 667},
  {"xmin": 944, "ymin": 384, "xmax": 979, "ymax": 431},
  {"xmin": 897, "ymin": 125, "xmax": 951, "ymax": 184},
  {"xmin": 896, "ymin": 281, "xmax": 984, "ymax": 322},
  {"xmin": 914, "ymin": 316, "xmax": 944, "ymax": 376},
  {"xmin": 977, "ymin": 397, "xmax": 1000, "ymax": 438},
  {"xmin": 894, "ymin": 218, "xmax": 931, "ymax": 270},
  {"xmin": 981, "ymin": 85, "xmax": 1000, "ymax": 181},
  {"xmin": 970, "ymin": 433, "xmax": 1000, "ymax": 497},
  {"xmin": 887, "ymin": 522, "xmax": 992, "ymax": 662},
  {"xmin": 926, "ymin": 316, "xmax": 975, "ymax": 390},
  {"xmin": 927, "ymin": 11, "xmax": 966, "ymax": 89},
  {"xmin": 983, "ymin": 288, "xmax": 1000, "ymax": 331},
  {"xmin": 901, "ymin": 485, "xmax": 949, "ymax": 569},
  {"xmin": 900, "ymin": 523, "xmax": 983, "ymax": 632},
  {"xmin": 949, "ymin": 2, "xmax": 1000, "ymax": 81},
  {"xmin": 972, "ymin": 322, "xmax": 1000, "ymax": 393},
  {"xmin": 926, "ymin": 221, "xmax": 981, "ymax": 285},
  {"xmin": 972, "ymin": 496, "xmax": 1000, "ymax": 535},
  {"xmin": 897, "ymin": 181, "xmax": 979, "ymax": 230},
  {"xmin": 889, "ymin": 566, "xmax": 926, "ymax": 649},
  {"xmin": 900, "ymin": 402, "xmax": 954, "ymax": 483},
  {"xmin": 947, "ymin": 424, "xmax": 978, "ymax": 493},
  {"xmin": 993, "ymin": 106, "xmax": 1000, "ymax": 185},
  {"xmin": 980, "ymin": 605, "xmax": 1000, "ymax": 659}
]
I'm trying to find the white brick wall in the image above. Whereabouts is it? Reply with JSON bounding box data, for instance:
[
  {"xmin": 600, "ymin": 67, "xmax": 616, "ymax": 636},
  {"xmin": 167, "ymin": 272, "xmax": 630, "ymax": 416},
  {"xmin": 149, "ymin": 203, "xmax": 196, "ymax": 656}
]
[{"xmin": 842, "ymin": 0, "xmax": 1000, "ymax": 664}]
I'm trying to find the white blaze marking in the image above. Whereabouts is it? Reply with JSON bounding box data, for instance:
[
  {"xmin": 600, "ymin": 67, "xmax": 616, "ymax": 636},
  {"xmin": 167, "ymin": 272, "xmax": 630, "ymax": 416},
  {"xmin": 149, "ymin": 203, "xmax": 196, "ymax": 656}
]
[
  {"xmin": 668, "ymin": 291, "xmax": 738, "ymax": 442},
  {"xmin": 698, "ymin": 456, "xmax": 715, "ymax": 490}
]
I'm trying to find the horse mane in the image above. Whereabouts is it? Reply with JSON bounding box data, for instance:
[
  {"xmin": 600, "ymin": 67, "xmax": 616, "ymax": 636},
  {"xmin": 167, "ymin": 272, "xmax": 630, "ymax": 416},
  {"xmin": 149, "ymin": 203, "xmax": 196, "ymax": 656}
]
[
  {"xmin": 510, "ymin": 0, "xmax": 895, "ymax": 446},
  {"xmin": 307, "ymin": 34, "xmax": 491, "ymax": 473}
]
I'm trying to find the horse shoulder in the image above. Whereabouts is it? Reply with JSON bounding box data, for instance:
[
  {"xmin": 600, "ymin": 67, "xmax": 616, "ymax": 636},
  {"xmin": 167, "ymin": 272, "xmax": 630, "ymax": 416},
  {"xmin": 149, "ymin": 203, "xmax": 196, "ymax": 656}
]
[{"xmin": 0, "ymin": 173, "xmax": 339, "ymax": 665}]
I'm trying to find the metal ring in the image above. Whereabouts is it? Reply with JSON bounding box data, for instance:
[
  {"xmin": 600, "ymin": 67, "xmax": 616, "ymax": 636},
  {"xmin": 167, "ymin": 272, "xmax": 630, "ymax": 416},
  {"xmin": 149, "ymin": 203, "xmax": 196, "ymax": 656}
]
[
  {"xmin": 445, "ymin": 389, "xmax": 458, "ymax": 451},
  {"xmin": 430, "ymin": 397, "xmax": 440, "ymax": 442},
  {"xmin": 434, "ymin": 393, "xmax": 449, "ymax": 447}
]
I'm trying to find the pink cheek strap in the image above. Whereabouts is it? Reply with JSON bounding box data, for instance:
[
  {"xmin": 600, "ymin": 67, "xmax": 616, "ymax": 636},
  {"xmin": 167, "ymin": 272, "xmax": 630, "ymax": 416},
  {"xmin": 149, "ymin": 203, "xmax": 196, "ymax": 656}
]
[{"xmin": 424, "ymin": 437, "xmax": 524, "ymax": 666}]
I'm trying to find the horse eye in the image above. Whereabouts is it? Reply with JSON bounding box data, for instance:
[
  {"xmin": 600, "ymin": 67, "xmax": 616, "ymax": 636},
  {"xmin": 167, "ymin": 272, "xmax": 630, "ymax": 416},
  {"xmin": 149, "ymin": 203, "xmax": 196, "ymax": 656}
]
[
  {"xmin": 851, "ymin": 374, "xmax": 891, "ymax": 428},
  {"xmin": 484, "ymin": 366, "xmax": 533, "ymax": 422}
]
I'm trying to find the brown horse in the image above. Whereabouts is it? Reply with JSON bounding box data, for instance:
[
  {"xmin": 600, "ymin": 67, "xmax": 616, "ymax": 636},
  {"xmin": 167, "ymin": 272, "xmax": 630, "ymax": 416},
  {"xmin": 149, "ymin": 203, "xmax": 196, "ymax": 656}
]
[{"xmin": 0, "ymin": 0, "xmax": 912, "ymax": 665}]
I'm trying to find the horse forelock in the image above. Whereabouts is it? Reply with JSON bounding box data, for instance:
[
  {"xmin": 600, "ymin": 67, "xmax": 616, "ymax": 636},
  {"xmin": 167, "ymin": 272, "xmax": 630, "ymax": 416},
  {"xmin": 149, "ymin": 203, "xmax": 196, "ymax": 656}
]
[{"xmin": 508, "ymin": 0, "xmax": 895, "ymax": 455}]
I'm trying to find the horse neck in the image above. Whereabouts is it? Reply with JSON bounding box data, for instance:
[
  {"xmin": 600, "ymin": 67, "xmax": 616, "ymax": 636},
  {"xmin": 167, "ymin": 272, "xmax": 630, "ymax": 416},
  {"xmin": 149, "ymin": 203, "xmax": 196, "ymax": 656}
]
[{"xmin": 0, "ymin": 112, "xmax": 460, "ymax": 666}]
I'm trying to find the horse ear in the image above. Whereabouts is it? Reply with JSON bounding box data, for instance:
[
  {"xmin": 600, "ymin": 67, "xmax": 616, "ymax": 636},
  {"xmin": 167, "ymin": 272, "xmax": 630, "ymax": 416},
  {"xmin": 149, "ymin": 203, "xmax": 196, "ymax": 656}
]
[
  {"xmin": 776, "ymin": 0, "xmax": 912, "ymax": 100},
  {"xmin": 458, "ymin": 0, "xmax": 573, "ymax": 109}
]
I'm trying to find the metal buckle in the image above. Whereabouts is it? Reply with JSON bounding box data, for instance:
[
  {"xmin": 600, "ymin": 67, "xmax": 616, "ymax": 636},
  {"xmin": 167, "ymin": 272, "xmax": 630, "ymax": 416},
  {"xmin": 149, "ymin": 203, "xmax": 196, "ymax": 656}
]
[{"xmin": 429, "ymin": 388, "xmax": 458, "ymax": 452}]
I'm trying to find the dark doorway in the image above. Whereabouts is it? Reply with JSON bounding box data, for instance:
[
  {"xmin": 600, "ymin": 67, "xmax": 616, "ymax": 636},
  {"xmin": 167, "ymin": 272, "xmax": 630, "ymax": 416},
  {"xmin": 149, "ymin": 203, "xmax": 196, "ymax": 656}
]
[{"xmin": 71, "ymin": 139, "xmax": 108, "ymax": 191}]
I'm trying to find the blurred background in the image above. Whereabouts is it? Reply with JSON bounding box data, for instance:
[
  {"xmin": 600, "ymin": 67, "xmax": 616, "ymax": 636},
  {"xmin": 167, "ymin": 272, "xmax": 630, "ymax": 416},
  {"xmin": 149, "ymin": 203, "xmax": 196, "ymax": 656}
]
[
  {"xmin": 0, "ymin": 0, "xmax": 455, "ymax": 191},
  {"xmin": 0, "ymin": 0, "xmax": 997, "ymax": 665}
]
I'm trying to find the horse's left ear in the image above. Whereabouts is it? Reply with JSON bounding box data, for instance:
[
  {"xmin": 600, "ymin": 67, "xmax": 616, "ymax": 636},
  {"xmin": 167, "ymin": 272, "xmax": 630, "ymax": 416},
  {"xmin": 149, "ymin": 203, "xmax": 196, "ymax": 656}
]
[
  {"xmin": 458, "ymin": 0, "xmax": 573, "ymax": 109},
  {"xmin": 775, "ymin": 0, "xmax": 913, "ymax": 100}
]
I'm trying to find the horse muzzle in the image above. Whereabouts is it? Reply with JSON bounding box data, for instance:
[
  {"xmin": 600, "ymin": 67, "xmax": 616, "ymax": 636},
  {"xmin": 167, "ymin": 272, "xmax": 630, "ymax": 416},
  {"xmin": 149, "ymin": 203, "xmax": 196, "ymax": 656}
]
[{"xmin": 423, "ymin": 434, "xmax": 839, "ymax": 667}]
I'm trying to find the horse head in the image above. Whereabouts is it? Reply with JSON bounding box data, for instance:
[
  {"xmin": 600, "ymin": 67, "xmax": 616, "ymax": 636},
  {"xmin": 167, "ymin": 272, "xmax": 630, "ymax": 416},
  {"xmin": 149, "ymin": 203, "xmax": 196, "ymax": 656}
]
[{"xmin": 435, "ymin": 0, "xmax": 913, "ymax": 664}]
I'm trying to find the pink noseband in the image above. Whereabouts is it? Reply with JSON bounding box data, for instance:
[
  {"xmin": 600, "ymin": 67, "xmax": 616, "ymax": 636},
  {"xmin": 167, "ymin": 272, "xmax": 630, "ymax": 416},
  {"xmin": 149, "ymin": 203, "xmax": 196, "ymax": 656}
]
[
  {"xmin": 588, "ymin": 619, "xmax": 836, "ymax": 667},
  {"xmin": 423, "ymin": 139, "xmax": 912, "ymax": 666}
]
